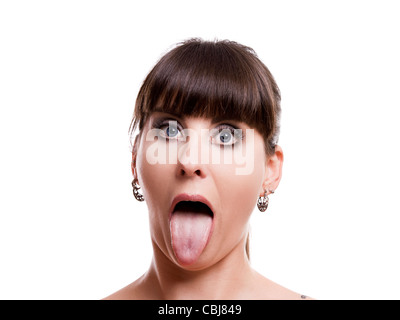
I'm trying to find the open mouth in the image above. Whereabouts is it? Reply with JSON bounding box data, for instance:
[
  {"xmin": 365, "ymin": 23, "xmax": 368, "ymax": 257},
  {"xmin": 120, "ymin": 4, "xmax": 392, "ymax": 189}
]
[
  {"xmin": 172, "ymin": 201, "xmax": 214, "ymax": 217},
  {"xmin": 170, "ymin": 197, "xmax": 215, "ymax": 266}
]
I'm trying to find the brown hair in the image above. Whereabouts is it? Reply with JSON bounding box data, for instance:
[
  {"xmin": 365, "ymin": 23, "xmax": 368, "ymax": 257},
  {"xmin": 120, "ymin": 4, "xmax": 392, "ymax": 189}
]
[
  {"xmin": 130, "ymin": 38, "xmax": 282, "ymax": 261},
  {"xmin": 129, "ymin": 38, "xmax": 281, "ymax": 157}
]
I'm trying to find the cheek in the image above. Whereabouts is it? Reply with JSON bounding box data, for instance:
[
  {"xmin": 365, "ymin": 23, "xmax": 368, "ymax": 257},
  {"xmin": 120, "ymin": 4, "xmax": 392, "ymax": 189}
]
[
  {"xmin": 136, "ymin": 141, "xmax": 173, "ymax": 221},
  {"xmin": 136, "ymin": 141, "xmax": 178, "ymax": 254},
  {"xmin": 224, "ymin": 139, "xmax": 266, "ymax": 198},
  {"xmin": 213, "ymin": 144, "xmax": 266, "ymax": 231},
  {"xmin": 217, "ymin": 165, "xmax": 263, "ymax": 216}
]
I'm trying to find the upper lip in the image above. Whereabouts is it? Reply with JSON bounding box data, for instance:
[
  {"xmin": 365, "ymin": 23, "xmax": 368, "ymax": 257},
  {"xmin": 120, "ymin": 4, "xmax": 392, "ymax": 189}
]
[{"xmin": 169, "ymin": 193, "xmax": 214, "ymax": 220}]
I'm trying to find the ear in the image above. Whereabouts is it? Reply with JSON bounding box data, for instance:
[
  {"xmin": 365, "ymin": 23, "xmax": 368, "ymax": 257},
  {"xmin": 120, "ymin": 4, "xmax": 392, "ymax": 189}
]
[
  {"xmin": 131, "ymin": 134, "xmax": 141, "ymax": 181},
  {"xmin": 260, "ymin": 145, "xmax": 284, "ymax": 196}
]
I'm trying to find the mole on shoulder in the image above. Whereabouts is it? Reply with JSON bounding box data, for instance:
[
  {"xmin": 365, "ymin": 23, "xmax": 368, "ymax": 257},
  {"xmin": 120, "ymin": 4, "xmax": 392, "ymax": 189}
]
[{"xmin": 301, "ymin": 295, "xmax": 307, "ymax": 299}]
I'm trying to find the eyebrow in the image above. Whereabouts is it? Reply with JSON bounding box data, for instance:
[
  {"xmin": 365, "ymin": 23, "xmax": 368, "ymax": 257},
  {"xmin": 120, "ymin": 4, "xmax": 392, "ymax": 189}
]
[{"xmin": 152, "ymin": 109, "xmax": 238, "ymax": 125}]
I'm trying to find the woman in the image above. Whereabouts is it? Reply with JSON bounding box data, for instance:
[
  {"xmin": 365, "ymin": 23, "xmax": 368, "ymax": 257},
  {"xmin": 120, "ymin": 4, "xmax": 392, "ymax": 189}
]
[{"xmin": 105, "ymin": 38, "xmax": 310, "ymax": 300}]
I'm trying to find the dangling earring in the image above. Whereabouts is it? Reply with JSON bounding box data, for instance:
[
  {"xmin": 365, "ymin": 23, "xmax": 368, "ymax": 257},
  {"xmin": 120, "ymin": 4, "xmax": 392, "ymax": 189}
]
[
  {"xmin": 257, "ymin": 189, "xmax": 274, "ymax": 212},
  {"xmin": 132, "ymin": 179, "xmax": 144, "ymax": 202}
]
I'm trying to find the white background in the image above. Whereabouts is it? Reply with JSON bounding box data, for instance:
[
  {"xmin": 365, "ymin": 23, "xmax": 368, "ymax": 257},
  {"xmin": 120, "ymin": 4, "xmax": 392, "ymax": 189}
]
[{"xmin": 1, "ymin": 0, "xmax": 399, "ymax": 300}]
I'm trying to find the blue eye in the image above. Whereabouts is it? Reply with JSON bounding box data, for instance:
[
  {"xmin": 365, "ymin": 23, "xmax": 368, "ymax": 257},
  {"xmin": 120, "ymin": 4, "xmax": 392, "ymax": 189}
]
[
  {"xmin": 212, "ymin": 125, "xmax": 243, "ymax": 146},
  {"xmin": 152, "ymin": 119, "xmax": 183, "ymax": 140},
  {"xmin": 219, "ymin": 129, "xmax": 232, "ymax": 143},
  {"xmin": 166, "ymin": 125, "xmax": 178, "ymax": 137}
]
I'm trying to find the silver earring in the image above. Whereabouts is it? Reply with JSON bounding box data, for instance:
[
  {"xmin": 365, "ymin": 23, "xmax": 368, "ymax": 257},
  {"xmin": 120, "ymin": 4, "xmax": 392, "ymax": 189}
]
[
  {"xmin": 257, "ymin": 189, "xmax": 274, "ymax": 212},
  {"xmin": 132, "ymin": 179, "xmax": 144, "ymax": 202}
]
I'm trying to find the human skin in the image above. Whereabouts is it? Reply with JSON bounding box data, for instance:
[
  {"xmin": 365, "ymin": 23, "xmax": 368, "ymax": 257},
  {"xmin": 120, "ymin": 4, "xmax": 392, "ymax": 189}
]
[{"xmin": 104, "ymin": 112, "xmax": 310, "ymax": 299}]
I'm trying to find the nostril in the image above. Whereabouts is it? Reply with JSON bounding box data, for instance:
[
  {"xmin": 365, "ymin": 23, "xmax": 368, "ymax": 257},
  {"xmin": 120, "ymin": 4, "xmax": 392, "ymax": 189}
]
[{"xmin": 180, "ymin": 169, "xmax": 202, "ymax": 176}]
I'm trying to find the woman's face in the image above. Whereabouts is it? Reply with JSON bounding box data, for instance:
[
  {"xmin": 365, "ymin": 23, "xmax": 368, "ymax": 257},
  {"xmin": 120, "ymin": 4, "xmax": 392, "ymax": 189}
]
[{"xmin": 134, "ymin": 111, "xmax": 279, "ymax": 270}]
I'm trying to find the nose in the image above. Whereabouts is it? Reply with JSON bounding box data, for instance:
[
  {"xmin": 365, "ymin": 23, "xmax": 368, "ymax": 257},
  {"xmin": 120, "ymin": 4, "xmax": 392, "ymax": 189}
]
[
  {"xmin": 179, "ymin": 166, "xmax": 202, "ymax": 177},
  {"xmin": 176, "ymin": 134, "xmax": 206, "ymax": 178}
]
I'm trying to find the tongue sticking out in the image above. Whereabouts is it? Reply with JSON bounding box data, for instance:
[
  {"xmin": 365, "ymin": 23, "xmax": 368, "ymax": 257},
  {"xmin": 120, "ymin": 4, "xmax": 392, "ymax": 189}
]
[{"xmin": 170, "ymin": 201, "xmax": 213, "ymax": 266}]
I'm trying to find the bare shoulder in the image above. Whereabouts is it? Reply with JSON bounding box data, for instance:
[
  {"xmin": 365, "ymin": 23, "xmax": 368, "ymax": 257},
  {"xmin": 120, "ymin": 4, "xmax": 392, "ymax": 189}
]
[
  {"xmin": 251, "ymin": 271, "xmax": 314, "ymax": 300},
  {"xmin": 102, "ymin": 283, "xmax": 138, "ymax": 300},
  {"xmin": 102, "ymin": 270, "xmax": 314, "ymax": 300},
  {"xmin": 102, "ymin": 274, "xmax": 150, "ymax": 300}
]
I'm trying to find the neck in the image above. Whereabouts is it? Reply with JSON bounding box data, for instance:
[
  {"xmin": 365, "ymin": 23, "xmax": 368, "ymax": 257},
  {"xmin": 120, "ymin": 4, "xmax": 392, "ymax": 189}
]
[{"xmin": 143, "ymin": 238, "xmax": 256, "ymax": 299}]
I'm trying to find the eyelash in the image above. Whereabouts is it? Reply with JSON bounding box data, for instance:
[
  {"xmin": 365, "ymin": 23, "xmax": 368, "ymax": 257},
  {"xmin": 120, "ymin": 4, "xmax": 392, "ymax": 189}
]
[{"xmin": 151, "ymin": 118, "xmax": 244, "ymax": 146}]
